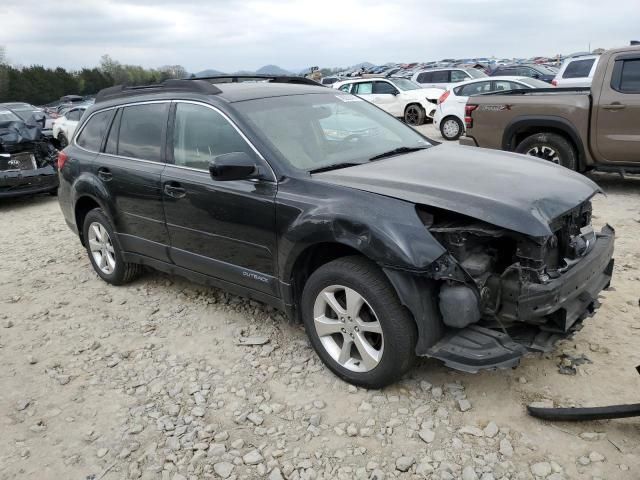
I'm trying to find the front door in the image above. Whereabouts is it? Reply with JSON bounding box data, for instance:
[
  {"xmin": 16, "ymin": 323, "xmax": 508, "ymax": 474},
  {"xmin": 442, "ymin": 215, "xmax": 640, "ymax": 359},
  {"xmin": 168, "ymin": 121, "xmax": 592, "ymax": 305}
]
[
  {"xmin": 161, "ymin": 101, "xmax": 278, "ymax": 296},
  {"xmin": 594, "ymin": 53, "xmax": 640, "ymax": 164},
  {"xmin": 92, "ymin": 102, "xmax": 171, "ymax": 261},
  {"xmin": 370, "ymin": 81, "xmax": 402, "ymax": 116}
]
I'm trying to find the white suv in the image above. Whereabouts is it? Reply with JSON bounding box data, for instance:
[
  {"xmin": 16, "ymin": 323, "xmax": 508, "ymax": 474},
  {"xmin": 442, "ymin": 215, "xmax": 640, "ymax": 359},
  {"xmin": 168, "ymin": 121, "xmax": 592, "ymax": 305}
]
[
  {"xmin": 411, "ymin": 68, "xmax": 487, "ymax": 90},
  {"xmin": 552, "ymin": 55, "xmax": 599, "ymax": 88},
  {"xmin": 332, "ymin": 77, "xmax": 444, "ymax": 125},
  {"xmin": 52, "ymin": 106, "xmax": 87, "ymax": 147}
]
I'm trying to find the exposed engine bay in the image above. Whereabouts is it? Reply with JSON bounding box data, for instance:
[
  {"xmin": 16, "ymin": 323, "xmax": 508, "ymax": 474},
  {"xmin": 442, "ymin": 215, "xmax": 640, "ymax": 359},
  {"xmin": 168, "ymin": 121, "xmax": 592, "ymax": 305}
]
[{"xmin": 417, "ymin": 203, "xmax": 615, "ymax": 372}]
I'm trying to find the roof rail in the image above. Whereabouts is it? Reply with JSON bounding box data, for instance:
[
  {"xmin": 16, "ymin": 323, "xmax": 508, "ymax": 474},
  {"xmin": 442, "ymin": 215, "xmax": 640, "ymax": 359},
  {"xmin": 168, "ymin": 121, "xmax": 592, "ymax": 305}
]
[
  {"xmin": 95, "ymin": 79, "xmax": 222, "ymax": 103},
  {"xmin": 191, "ymin": 75, "xmax": 322, "ymax": 86}
]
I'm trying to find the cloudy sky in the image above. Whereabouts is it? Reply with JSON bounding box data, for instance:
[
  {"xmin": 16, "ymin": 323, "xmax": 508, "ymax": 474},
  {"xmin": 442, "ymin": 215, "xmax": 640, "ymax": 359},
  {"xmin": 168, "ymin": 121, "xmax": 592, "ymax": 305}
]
[{"xmin": 1, "ymin": 0, "xmax": 638, "ymax": 73}]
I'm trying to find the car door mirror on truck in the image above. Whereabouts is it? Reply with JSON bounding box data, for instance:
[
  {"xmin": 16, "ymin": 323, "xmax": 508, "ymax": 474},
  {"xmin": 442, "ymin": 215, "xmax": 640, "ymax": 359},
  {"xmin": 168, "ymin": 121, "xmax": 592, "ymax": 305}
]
[{"xmin": 209, "ymin": 152, "xmax": 259, "ymax": 181}]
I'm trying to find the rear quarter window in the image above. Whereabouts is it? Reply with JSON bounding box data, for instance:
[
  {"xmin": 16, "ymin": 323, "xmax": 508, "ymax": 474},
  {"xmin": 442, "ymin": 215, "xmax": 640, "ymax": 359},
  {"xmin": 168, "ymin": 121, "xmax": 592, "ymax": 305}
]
[
  {"xmin": 76, "ymin": 110, "xmax": 113, "ymax": 151},
  {"xmin": 562, "ymin": 59, "xmax": 595, "ymax": 78}
]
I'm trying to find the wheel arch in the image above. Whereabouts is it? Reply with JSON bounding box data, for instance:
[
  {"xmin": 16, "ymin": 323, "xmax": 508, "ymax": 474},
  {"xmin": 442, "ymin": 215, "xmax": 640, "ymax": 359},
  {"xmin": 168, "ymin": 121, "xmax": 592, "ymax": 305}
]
[
  {"xmin": 72, "ymin": 175, "xmax": 117, "ymax": 245},
  {"xmin": 502, "ymin": 116, "xmax": 586, "ymax": 171}
]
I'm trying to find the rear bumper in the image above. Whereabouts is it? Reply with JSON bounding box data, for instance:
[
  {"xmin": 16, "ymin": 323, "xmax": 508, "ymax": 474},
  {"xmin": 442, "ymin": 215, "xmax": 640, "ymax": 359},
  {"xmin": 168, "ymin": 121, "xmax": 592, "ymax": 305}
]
[
  {"xmin": 0, "ymin": 166, "xmax": 58, "ymax": 198},
  {"xmin": 502, "ymin": 224, "xmax": 615, "ymax": 329},
  {"xmin": 459, "ymin": 136, "xmax": 478, "ymax": 147}
]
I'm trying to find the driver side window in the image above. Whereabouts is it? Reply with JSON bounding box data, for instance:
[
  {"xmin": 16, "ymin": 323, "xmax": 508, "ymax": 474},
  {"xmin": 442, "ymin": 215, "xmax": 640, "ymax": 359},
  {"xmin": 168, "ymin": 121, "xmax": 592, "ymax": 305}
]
[
  {"xmin": 372, "ymin": 81, "xmax": 397, "ymax": 95},
  {"xmin": 172, "ymin": 103, "xmax": 254, "ymax": 171}
]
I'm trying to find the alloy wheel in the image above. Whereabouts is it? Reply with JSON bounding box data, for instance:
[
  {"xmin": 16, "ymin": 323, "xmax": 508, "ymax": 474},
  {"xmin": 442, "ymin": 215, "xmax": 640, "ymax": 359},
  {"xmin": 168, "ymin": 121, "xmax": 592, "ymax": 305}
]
[
  {"xmin": 405, "ymin": 106, "xmax": 421, "ymax": 125},
  {"xmin": 88, "ymin": 222, "xmax": 116, "ymax": 274},
  {"xmin": 442, "ymin": 118, "xmax": 460, "ymax": 139},
  {"xmin": 312, "ymin": 285, "xmax": 384, "ymax": 372},
  {"xmin": 526, "ymin": 145, "xmax": 560, "ymax": 164}
]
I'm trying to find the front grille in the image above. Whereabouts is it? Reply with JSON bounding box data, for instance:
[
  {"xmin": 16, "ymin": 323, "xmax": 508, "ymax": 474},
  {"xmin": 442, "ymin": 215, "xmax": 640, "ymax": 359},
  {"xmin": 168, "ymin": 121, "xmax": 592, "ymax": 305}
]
[{"xmin": 0, "ymin": 152, "xmax": 37, "ymax": 171}]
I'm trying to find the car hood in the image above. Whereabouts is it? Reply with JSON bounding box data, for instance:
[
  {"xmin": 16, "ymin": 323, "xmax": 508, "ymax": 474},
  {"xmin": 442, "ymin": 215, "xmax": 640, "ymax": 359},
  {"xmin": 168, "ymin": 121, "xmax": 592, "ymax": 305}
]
[{"xmin": 313, "ymin": 144, "xmax": 601, "ymax": 237}]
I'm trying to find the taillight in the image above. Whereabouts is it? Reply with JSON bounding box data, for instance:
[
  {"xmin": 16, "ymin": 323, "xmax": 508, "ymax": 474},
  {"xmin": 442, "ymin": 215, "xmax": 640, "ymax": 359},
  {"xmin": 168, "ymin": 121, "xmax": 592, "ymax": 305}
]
[
  {"xmin": 57, "ymin": 150, "xmax": 69, "ymax": 170},
  {"xmin": 438, "ymin": 90, "xmax": 450, "ymax": 104},
  {"xmin": 551, "ymin": 79, "xmax": 557, "ymax": 86},
  {"xmin": 464, "ymin": 105, "xmax": 478, "ymax": 129}
]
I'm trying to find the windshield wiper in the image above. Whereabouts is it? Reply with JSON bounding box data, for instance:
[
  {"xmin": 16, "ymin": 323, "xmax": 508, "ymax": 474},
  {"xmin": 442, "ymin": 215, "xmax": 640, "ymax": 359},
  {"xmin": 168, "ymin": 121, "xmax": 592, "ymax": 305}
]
[
  {"xmin": 309, "ymin": 163, "xmax": 364, "ymax": 174},
  {"xmin": 368, "ymin": 146, "xmax": 428, "ymax": 161}
]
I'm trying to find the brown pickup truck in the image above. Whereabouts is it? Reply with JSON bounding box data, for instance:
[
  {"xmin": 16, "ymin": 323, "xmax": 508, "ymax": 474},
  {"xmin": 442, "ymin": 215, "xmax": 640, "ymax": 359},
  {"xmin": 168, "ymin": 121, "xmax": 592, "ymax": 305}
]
[{"xmin": 460, "ymin": 46, "xmax": 640, "ymax": 173}]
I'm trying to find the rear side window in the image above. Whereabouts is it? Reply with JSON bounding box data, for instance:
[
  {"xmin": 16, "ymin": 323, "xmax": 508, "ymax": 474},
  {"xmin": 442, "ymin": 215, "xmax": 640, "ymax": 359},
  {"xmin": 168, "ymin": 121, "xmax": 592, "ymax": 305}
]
[
  {"xmin": 76, "ymin": 110, "xmax": 112, "ymax": 151},
  {"xmin": 172, "ymin": 103, "xmax": 254, "ymax": 171},
  {"xmin": 619, "ymin": 59, "xmax": 640, "ymax": 92},
  {"xmin": 117, "ymin": 103, "xmax": 168, "ymax": 162},
  {"xmin": 431, "ymin": 71, "xmax": 449, "ymax": 83},
  {"xmin": 67, "ymin": 109, "xmax": 82, "ymax": 121},
  {"xmin": 354, "ymin": 82, "xmax": 373, "ymax": 94},
  {"xmin": 562, "ymin": 59, "xmax": 595, "ymax": 78}
]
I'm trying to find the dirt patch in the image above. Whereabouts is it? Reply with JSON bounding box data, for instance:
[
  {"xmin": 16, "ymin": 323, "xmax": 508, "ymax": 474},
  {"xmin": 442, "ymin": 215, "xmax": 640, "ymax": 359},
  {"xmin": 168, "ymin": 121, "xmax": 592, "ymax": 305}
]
[{"xmin": 0, "ymin": 172, "xmax": 639, "ymax": 480}]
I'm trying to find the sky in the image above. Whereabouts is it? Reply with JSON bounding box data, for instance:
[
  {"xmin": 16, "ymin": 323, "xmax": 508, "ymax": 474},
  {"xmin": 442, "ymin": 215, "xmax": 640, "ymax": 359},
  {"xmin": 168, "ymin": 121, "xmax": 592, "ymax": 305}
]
[{"xmin": 1, "ymin": 0, "xmax": 638, "ymax": 73}]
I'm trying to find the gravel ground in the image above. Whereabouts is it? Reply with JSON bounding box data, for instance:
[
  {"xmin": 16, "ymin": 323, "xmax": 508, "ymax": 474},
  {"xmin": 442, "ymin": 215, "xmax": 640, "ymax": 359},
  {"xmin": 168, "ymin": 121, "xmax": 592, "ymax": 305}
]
[{"xmin": 1, "ymin": 136, "xmax": 639, "ymax": 479}]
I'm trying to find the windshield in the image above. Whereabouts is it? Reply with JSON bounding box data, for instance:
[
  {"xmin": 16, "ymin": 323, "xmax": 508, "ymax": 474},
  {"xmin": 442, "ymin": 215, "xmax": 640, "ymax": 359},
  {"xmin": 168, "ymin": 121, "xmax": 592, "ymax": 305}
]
[
  {"xmin": 519, "ymin": 78, "xmax": 552, "ymax": 88},
  {"xmin": 391, "ymin": 78, "xmax": 420, "ymax": 91},
  {"xmin": 467, "ymin": 68, "xmax": 488, "ymax": 78},
  {"xmin": 235, "ymin": 93, "xmax": 431, "ymax": 172},
  {"xmin": 0, "ymin": 109, "xmax": 21, "ymax": 122},
  {"xmin": 533, "ymin": 65, "xmax": 557, "ymax": 75}
]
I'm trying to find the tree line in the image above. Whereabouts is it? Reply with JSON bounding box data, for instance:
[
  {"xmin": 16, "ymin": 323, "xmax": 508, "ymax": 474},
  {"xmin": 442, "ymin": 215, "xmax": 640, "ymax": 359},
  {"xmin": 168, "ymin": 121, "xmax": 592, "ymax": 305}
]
[{"xmin": 0, "ymin": 49, "xmax": 188, "ymax": 106}]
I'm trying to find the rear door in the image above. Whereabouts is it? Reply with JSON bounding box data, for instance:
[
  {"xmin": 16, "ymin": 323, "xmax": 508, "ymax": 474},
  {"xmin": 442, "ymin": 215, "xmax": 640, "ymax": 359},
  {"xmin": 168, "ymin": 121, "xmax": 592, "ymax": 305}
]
[
  {"xmin": 594, "ymin": 53, "xmax": 640, "ymax": 163},
  {"xmin": 161, "ymin": 101, "xmax": 278, "ymax": 295},
  {"xmin": 92, "ymin": 102, "xmax": 171, "ymax": 261}
]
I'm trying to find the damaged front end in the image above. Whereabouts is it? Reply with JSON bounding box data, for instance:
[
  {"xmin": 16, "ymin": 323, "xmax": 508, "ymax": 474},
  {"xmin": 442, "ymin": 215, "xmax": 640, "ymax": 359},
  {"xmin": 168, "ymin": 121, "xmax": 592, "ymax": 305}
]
[
  {"xmin": 417, "ymin": 203, "xmax": 615, "ymax": 373},
  {"xmin": 0, "ymin": 120, "xmax": 59, "ymax": 198}
]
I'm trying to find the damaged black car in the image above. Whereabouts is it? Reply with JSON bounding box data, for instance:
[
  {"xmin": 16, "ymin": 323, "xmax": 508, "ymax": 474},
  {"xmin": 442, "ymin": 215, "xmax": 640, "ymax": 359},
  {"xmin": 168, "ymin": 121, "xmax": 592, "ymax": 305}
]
[
  {"xmin": 58, "ymin": 79, "xmax": 614, "ymax": 388},
  {"xmin": 0, "ymin": 109, "xmax": 59, "ymax": 198}
]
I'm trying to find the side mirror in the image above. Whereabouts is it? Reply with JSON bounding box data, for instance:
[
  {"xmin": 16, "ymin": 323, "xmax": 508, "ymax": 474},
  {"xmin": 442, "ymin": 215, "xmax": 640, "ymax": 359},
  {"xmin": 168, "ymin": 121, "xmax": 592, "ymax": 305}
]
[
  {"xmin": 209, "ymin": 152, "xmax": 258, "ymax": 181},
  {"xmin": 392, "ymin": 90, "xmax": 400, "ymax": 96}
]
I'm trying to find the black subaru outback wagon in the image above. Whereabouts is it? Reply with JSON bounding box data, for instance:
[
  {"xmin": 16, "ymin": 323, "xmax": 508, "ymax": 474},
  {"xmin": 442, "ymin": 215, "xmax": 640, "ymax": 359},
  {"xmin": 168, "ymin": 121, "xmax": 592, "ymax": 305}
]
[{"xmin": 58, "ymin": 77, "xmax": 614, "ymax": 388}]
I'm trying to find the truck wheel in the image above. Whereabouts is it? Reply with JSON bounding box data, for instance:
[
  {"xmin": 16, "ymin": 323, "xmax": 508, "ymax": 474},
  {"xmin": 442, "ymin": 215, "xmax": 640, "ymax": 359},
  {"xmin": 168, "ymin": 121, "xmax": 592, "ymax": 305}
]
[
  {"xmin": 440, "ymin": 116, "xmax": 464, "ymax": 141},
  {"xmin": 83, "ymin": 208, "xmax": 142, "ymax": 285},
  {"xmin": 515, "ymin": 133, "xmax": 577, "ymax": 170},
  {"xmin": 301, "ymin": 256, "xmax": 417, "ymax": 388},
  {"xmin": 404, "ymin": 104, "xmax": 425, "ymax": 126}
]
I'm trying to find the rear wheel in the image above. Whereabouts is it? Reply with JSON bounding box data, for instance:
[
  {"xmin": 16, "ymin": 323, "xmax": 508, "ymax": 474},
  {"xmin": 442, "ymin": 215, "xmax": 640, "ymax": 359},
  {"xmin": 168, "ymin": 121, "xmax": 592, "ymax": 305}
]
[
  {"xmin": 440, "ymin": 116, "xmax": 464, "ymax": 141},
  {"xmin": 82, "ymin": 209, "xmax": 142, "ymax": 285},
  {"xmin": 404, "ymin": 104, "xmax": 426, "ymax": 126},
  {"xmin": 515, "ymin": 133, "xmax": 577, "ymax": 170},
  {"xmin": 301, "ymin": 256, "xmax": 417, "ymax": 388}
]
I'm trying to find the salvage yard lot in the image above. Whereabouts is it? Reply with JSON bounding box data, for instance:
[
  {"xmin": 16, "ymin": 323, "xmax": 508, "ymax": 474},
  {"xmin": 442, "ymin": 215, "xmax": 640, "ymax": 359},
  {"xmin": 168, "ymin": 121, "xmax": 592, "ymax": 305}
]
[{"xmin": 1, "ymin": 141, "xmax": 639, "ymax": 478}]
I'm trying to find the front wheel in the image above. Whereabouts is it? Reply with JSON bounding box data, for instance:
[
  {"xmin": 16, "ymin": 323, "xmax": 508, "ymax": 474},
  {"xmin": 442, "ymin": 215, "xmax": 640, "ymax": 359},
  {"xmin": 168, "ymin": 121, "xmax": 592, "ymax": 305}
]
[
  {"xmin": 515, "ymin": 133, "xmax": 577, "ymax": 170},
  {"xmin": 440, "ymin": 116, "xmax": 464, "ymax": 141},
  {"xmin": 301, "ymin": 256, "xmax": 417, "ymax": 388},
  {"xmin": 404, "ymin": 104, "xmax": 426, "ymax": 126}
]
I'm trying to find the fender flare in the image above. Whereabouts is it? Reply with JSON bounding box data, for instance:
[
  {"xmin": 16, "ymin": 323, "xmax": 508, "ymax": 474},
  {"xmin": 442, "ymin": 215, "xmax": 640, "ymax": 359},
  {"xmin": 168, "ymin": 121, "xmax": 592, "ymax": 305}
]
[{"xmin": 501, "ymin": 115, "xmax": 586, "ymax": 169}]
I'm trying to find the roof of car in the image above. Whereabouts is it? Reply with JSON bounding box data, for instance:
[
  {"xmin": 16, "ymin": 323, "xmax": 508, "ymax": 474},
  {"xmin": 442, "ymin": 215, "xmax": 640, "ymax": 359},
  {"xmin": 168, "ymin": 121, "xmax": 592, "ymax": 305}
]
[
  {"xmin": 214, "ymin": 82, "xmax": 329, "ymax": 102},
  {"xmin": 0, "ymin": 102, "xmax": 36, "ymax": 110},
  {"xmin": 452, "ymin": 76, "xmax": 529, "ymax": 87}
]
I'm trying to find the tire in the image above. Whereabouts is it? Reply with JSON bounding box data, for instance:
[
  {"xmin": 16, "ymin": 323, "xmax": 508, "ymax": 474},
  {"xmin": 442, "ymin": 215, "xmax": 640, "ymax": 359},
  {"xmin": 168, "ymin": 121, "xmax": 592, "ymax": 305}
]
[
  {"xmin": 300, "ymin": 256, "xmax": 417, "ymax": 388},
  {"xmin": 404, "ymin": 104, "xmax": 426, "ymax": 126},
  {"xmin": 440, "ymin": 116, "xmax": 464, "ymax": 141},
  {"xmin": 58, "ymin": 133, "xmax": 68, "ymax": 149},
  {"xmin": 515, "ymin": 132, "xmax": 577, "ymax": 170},
  {"xmin": 82, "ymin": 208, "xmax": 142, "ymax": 285}
]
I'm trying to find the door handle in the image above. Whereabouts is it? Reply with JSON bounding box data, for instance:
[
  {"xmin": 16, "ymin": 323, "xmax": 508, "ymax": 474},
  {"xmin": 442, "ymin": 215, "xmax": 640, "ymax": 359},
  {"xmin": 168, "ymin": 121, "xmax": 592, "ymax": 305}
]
[
  {"xmin": 164, "ymin": 183, "xmax": 187, "ymax": 199},
  {"xmin": 97, "ymin": 167, "xmax": 113, "ymax": 181},
  {"xmin": 602, "ymin": 103, "xmax": 626, "ymax": 111}
]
